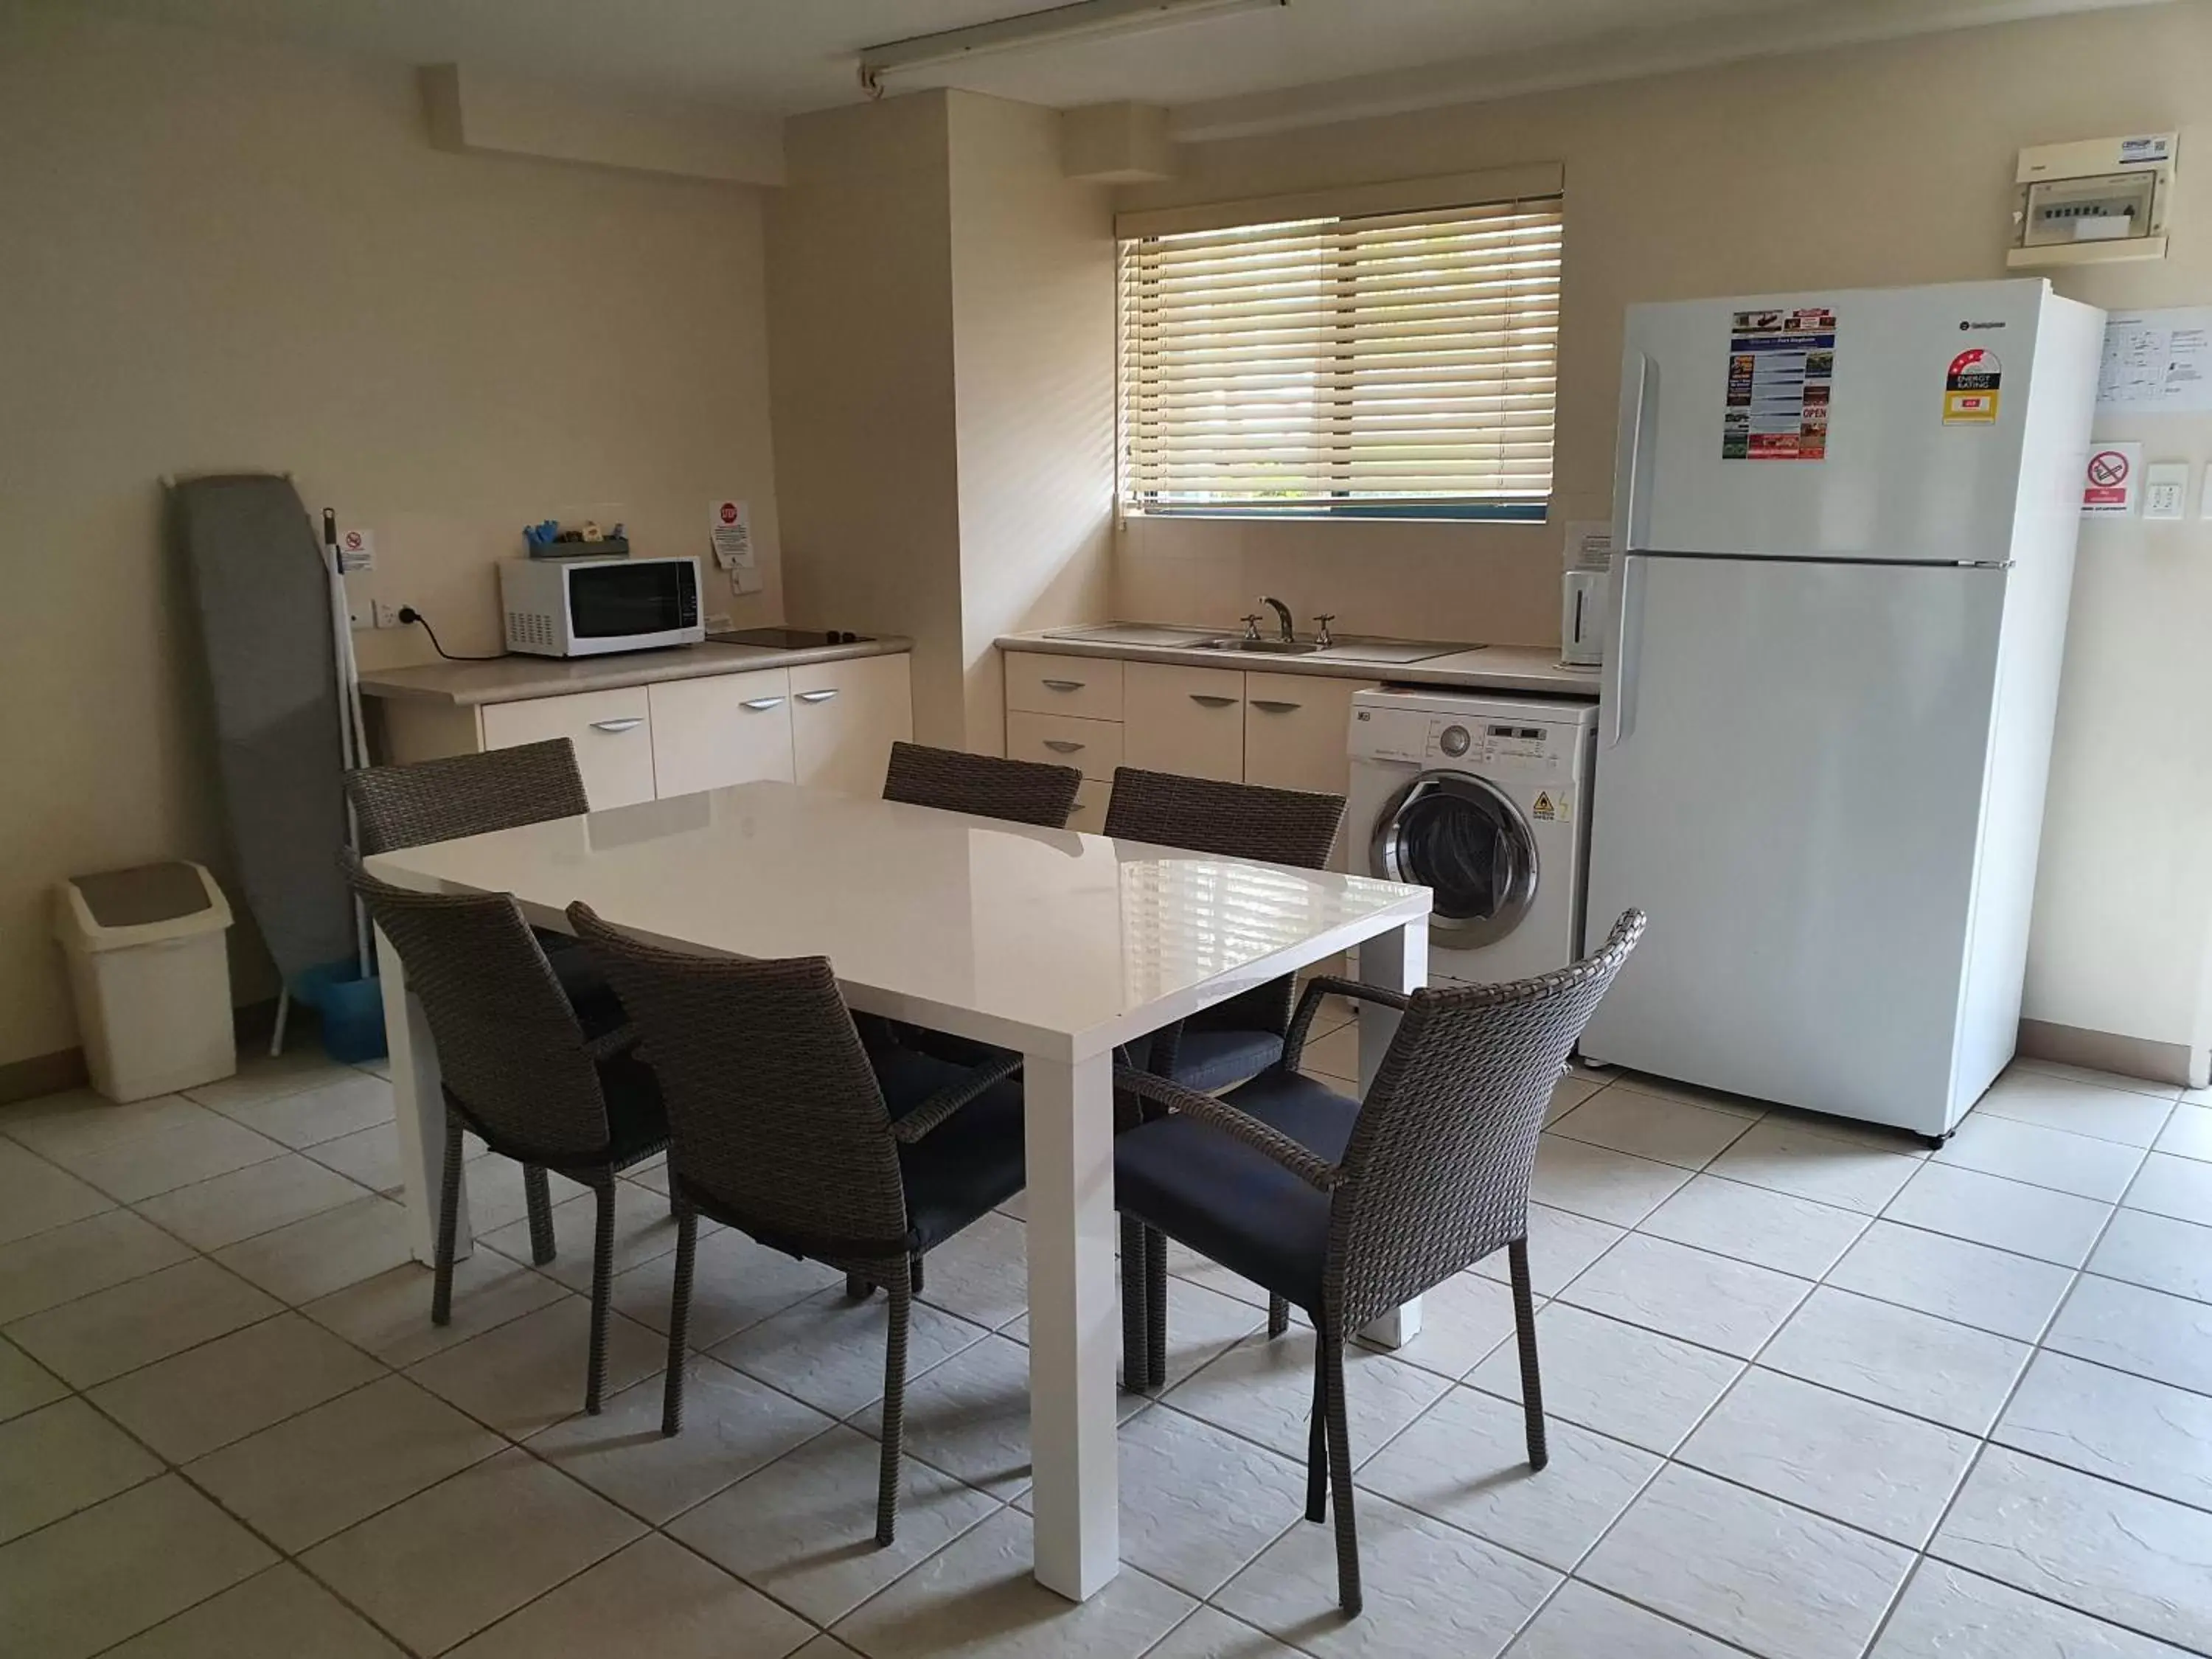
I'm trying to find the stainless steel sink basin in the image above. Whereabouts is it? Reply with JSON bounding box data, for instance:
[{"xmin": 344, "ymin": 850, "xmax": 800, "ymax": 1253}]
[
  {"xmin": 1192, "ymin": 637, "xmax": 1326, "ymax": 655},
  {"xmin": 1036, "ymin": 621, "xmax": 1478, "ymax": 666}
]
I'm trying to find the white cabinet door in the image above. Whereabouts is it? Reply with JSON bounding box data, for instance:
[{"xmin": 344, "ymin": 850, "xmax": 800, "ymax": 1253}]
[
  {"xmin": 480, "ymin": 686, "xmax": 656, "ymax": 809},
  {"xmin": 791, "ymin": 653, "xmax": 914, "ymax": 797},
  {"xmin": 1122, "ymin": 662, "xmax": 1245, "ymax": 782},
  {"xmin": 1006, "ymin": 711, "xmax": 1122, "ymax": 783},
  {"xmin": 647, "ymin": 670, "xmax": 794, "ymax": 797},
  {"xmin": 1242, "ymin": 672, "xmax": 1377, "ymax": 867}
]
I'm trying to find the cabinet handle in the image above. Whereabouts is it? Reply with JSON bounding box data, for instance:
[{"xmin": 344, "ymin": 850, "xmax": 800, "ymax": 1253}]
[
  {"xmin": 740, "ymin": 697, "xmax": 786, "ymax": 712},
  {"xmin": 1189, "ymin": 694, "xmax": 1238, "ymax": 709},
  {"xmin": 796, "ymin": 689, "xmax": 839, "ymax": 703},
  {"xmin": 1250, "ymin": 699, "xmax": 1302, "ymax": 714},
  {"xmin": 1041, "ymin": 678, "xmax": 1085, "ymax": 692},
  {"xmin": 1042, "ymin": 739, "xmax": 1084, "ymax": 754},
  {"xmin": 589, "ymin": 718, "xmax": 644, "ymax": 734}
]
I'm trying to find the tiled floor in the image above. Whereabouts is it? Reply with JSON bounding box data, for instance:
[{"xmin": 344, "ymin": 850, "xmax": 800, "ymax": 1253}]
[{"xmin": 3, "ymin": 1012, "xmax": 2210, "ymax": 1659}]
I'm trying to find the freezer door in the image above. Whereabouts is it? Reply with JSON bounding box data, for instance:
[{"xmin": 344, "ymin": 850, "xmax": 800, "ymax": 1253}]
[
  {"xmin": 1615, "ymin": 281, "xmax": 2045, "ymax": 564},
  {"xmin": 1584, "ymin": 555, "xmax": 2006, "ymax": 1134}
]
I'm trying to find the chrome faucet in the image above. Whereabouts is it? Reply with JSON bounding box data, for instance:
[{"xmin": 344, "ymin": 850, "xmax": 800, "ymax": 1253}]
[{"xmin": 1259, "ymin": 596, "xmax": 1295, "ymax": 643}]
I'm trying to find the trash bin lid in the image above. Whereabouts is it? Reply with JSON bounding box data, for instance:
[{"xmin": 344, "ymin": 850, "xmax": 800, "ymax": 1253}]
[{"xmin": 68, "ymin": 863, "xmax": 215, "ymax": 928}]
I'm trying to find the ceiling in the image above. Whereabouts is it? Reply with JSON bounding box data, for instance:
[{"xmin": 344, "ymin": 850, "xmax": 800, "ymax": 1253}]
[{"xmin": 74, "ymin": 0, "xmax": 2166, "ymax": 132}]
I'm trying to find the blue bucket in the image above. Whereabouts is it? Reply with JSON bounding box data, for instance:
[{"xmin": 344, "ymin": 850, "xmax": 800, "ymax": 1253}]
[{"xmin": 293, "ymin": 960, "xmax": 388, "ymax": 1064}]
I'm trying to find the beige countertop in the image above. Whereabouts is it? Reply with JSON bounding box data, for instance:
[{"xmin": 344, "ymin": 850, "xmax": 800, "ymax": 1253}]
[
  {"xmin": 358, "ymin": 636, "xmax": 914, "ymax": 707},
  {"xmin": 997, "ymin": 627, "xmax": 1599, "ymax": 700}
]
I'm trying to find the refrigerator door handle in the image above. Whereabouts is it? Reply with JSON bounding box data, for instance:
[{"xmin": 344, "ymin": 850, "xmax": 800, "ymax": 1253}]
[
  {"xmin": 1621, "ymin": 351, "xmax": 1659, "ymax": 552},
  {"xmin": 1602, "ymin": 552, "xmax": 1646, "ymax": 749}
]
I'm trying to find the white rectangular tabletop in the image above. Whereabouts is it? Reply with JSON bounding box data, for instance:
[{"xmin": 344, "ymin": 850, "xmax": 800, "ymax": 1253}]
[{"xmin": 364, "ymin": 779, "xmax": 1431, "ymax": 1062}]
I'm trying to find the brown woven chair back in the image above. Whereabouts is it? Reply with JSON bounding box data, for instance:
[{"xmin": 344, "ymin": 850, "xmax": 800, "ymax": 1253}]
[
  {"xmin": 566, "ymin": 905, "xmax": 912, "ymax": 1261},
  {"xmin": 345, "ymin": 739, "xmax": 589, "ymax": 855},
  {"xmin": 1326, "ymin": 910, "xmax": 1646, "ymax": 1332},
  {"xmin": 881, "ymin": 741, "xmax": 1081, "ymax": 828},
  {"xmin": 344, "ymin": 855, "xmax": 611, "ymax": 1161}
]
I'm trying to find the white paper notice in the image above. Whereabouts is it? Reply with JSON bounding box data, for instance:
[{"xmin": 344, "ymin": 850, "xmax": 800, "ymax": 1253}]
[
  {"xmin": 2081, "ymin": 442, "xmax": 2143, "ymax": 516},
  {"xmin": 2097, "ymin": 309, "xmax": 2212, "ymax": 412},
  {"xmin": 1562, "ymin": 520, "xmax": 1614, "ymax": 573},
  {"xmin": 709, "ymin": 498, "xmax": 761, "ymax": 595}
]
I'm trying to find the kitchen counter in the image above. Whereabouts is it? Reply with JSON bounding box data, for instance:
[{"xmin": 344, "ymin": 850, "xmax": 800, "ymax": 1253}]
[
  {"xmin": 358, "ymin": 636, "xmax": 914, "ymax": 707},
  {"xmin": 996, "ymin": 627, "xmax": 1599, "ymax": 699}
]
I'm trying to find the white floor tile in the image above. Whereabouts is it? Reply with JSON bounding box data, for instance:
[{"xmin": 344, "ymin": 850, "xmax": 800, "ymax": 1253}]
[
  {"xmin": 2088, "ymin": 1208, "xmax": 2212, "ymax": 1303},
  {"xmin": 1547, "ymin": 1087, "xmax": 1756, "ymax": 1170},
  {"xmin": 301, "ymin": 1447, "xmax": 644, "ymax": 1658},
  {"xmin": 1874, "ymin": 1560, "xmax": 2195, "ymax": 1658},
  {"xmin": 1759, "ymin": 1286, "xmax": 2030, "ymax": 1435},
  {"xmin": 186, "ymin": 1372, "xmax": 505, "ymax": 1551},
  {"xmin": 0, "ymin": 1338, "xmax": 66, "ymax": 1423},
  {"xmin": 1368, "ymin": 1269, "xmax": 1523, "ymax": 1380},
  {"xmin": 2014, "ymin": 1059, "xmax": 2183, "ymax": 1101},
  {"xmin": 1825, "ymin": 1221, "xmax": 2076, "ymax": 1341},
  {"xmin": 97, "ymin": 1562, "xmax": 406, "ymax": 1659},
  {"xmin": 0, "ymin": 1138, "xmax": 115, "ymax": 1246},
  {"xmin": 1214, "ymin": 1489, "xmax": 1559, "ymax": 1659},
  {"xmin": 1360, "ymin": 1385, "xmax": 1659, "ymax": 1571},
  {"xmin": 1557, "ymin": 1232, "xmax": 1810, "ymax": 1358},
  {"xmin": 302, "ymin": 1122, "xmax": 403, "ymax": 1194},
  {"xmin": 133, "ymin": 1153, "xmax": 369, "ymax": 1251},
  {"xmin": 0, "ymin": 1397, "xmax": 164, "ymax": 1544},
  {"xmin": 1465, "ymin": 1304, "xmax": 1741, "ymax": 1455},
  {"xmin": 2123, "ymin": 1152, "xmax": 2212, "ymax": 1227},
  {"xmin": 834, "ymin": 1508, "xmax": 1194, "ymax": 1659},
  {"xmin": 1881, "ymin": 1159, "xmax": 2113, "ymax": 1267},
  {"xmin": 712, "ymin": 1284, "xmax": 991, "ymax": 1419},
  {"xmin": 1674, "ymin": 1368, "xmax": 1977, "ymax": 1547},
  {"xmin": 480, "ymin": 1181, "xmax": 686, "ymax": 1293},
  {"xmin": 610, "ymin": 1227, "xmax": 839, "ymax": 1349},
  {"xmin": 1100, "ymin": 1405, "xmax": 1311, "ymax": 1598},
  {"xmin": 1006, "ymin": 1273, "xmax": 1266, "ymax": 1394},
  {"xmin": 1995, "ymin": 1349, "xmax": 2212, "ymax": 1513},
  {"xmin": 181, "ymin": 1048, "xmax": 360, "ymax": 1114},
  {"xmin": 302, "ymin": 1253, "xmax": 569, "ymax": 1368},
  {"xmin": 1144, "ymin": 1606, "xmax": 1307, "ymax": 1659},
  {"xmin": 1633, "ymin": 1172, "xmax": 1870, "ymax": 1279},
  {"xmin": 2154, "ymin": 1102, "xmax": 2212, "ymax": 1162},
  {"xmin": 444, "ymin": 1534, "xmax": 813, "ymax": 1659},
  {"xmin": 5, "ymin": 1257, "xmax": 281, "ymax": 1388},
  {"xmin": 213, "ymin": 1071, "xmax": 393, "ymax": 1150},
  {"xmin": 1527, "ymin": 1135, "xmax": 1693, "ymax": 1226},
  {"xmin": 2043, "ymin": 1274, "xmax": 2212, "ymax": 1397},
  {"xmin": 1506, "ymin": 1582, "xmax": 1740, "ymax": 1658},
  {"xmin": 667, "ymin": 1424, "xmax": 999, "ymax": 1627},
  {"xmin": 406, "ymin": 1297, "xmax": 665, "ymax": 1439},
  {"xmin": 1581, "ymin": 1464, "xmax": 1914, "ymax": 1659},
  {"xmin": 0, "ymin": 1208, "xmax": 192, "ymax": 1325},
  {"xmin": 1596, "ymin": 1071, "xmax": 1767, "ymax": 1119},
  {"xmin": 1973, "ymin": 1069, "xmax": 2177, "ymax": 1149},
  {"xmin": 1162, "ymin": 1326, "xmax": 1450, "ymax": 1471},
  {"xmin": 0, "ymin": 1476, "xmax": 275, "ymax": 1659},
  {"xmin": 912, "ymin": 1211, "xmax": 1032, "ymax": 1330},
  {"xmin": 528, "ymin": 1355, "xmax": 835, "ymax": 1524},
  {"xmin": 1706, "ymin": 1119, "xmax": 1921, "ymax": 1213},
  {"xmin": 1933, "ymin": 1447, "xmax": 2212, "ymax": 1654},
  {"xmin": 1470, "ymin": 1204, "xmax": 1624, "ymax": 1298},
  {"xmin": 1934, "ymin": 1114, "xmax": 2146, "ymax": 1203},
  {"xmin": 38, "ymin": 1110, "xmax": 286, "ymax": 1203},
  {"xmin": 212, "ymin": 1194, "xmax": 411, "ymax": 1304},
  {"xmin": 88, "ymin": 1311, "xmax": 382, "ymax": 1463}
]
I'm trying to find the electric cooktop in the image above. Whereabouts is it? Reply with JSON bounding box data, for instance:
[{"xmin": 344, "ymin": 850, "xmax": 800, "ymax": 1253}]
[{"xmin": 706, "ymin": 627, "xmax": 874, "ymax": 648}]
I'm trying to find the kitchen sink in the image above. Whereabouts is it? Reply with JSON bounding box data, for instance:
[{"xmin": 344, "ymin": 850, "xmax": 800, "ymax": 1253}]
[
  {"xmin": 1192, "ymin": 637, "xmax": 1326, "ymax": 655},
  {"xmin": 1037, "ymin": 621, "xmax": 1478, "ymax": 666}
]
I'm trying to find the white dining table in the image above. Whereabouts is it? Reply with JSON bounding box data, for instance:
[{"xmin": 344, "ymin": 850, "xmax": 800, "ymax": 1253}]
[{"xmin": 367, "ymin": 779, "xmax": 1431, "ymax": 1601}]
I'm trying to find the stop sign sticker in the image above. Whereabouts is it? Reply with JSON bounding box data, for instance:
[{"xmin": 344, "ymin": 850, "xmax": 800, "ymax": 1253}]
[{"xmin": 2081, "ymin": 445, "xmax": 2140, "ymax": 515}]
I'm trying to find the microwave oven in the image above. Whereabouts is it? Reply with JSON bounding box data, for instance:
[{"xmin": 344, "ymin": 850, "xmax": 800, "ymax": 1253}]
[{"xmin": 498, "ymin": 556, "xmax": 703, "ymax": 657}]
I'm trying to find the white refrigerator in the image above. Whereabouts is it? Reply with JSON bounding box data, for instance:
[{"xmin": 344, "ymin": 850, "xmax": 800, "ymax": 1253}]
[{"xmin": 1582, "ymin": 278, "xmax": 2104, "ymax": 1141}]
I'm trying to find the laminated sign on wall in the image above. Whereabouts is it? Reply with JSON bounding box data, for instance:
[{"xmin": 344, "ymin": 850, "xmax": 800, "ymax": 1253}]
[
  {"xmin": 709, "ymin": 498, "xmax": 761, "ymax": 595},
  {"xmin": 2081, "ymin": 443, "xmax": 2142, "ymax": 516},
  {"xmin": 1724, "ymin": 306, "xmax": 1834, "ymax": 460}
]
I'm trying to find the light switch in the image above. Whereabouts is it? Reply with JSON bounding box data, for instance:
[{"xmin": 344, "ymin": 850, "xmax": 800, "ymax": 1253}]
[{"xmin": 2143, "ymin": 462, "xmax": 2188, "ymax": 521}]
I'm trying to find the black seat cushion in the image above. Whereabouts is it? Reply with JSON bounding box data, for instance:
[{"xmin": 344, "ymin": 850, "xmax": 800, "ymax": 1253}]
[
  {"xmin": 544, "ymin": 937, "xmax": 626, "ymax": 1038},
  {"xmin": 1154, "ymin": 1026, "xmax": 1285, "ymax": 1093},
  {"xmin": 1114, "ymin": 1071, "xmax": 1359, "ymax": 1315},
  {"xmin": 593, "ymin": 1051, "xmax": 669, "ymax": 1169},
  {"xmin": 874, "ymin": 1047, "xmax": 1026, "ymax": 1253}
]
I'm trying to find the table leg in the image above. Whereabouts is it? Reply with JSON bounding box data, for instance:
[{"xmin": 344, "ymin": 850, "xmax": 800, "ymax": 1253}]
[
  {"xmin": 378, "ymin": 925, "xmax": 470, "ymax": 1267},
  {"xmin": 1357, "ymin": 917, "xmax": 1428, "ymax": 1350},
  {"xmin": 1022, "ymin": 1048, "xmax": 1119, "ymax": 1601}
]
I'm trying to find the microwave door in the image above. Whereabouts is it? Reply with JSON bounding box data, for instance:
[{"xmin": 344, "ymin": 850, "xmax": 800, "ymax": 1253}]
[{"xmin": 571, "ymin": 561, "xmax": 692, "ymax": 641}]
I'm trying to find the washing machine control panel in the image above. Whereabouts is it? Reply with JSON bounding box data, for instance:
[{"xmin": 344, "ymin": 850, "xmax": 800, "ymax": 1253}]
[{"xmin": 1351, "ymin": 697, "xmax": 1588, "ymax": 778}]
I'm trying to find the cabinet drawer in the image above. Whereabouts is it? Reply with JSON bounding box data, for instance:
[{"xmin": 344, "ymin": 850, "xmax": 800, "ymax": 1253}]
[
  {"xmin": 1066, "ymin": 778, "xmax": 1112, "ymax": 835},
  {"xmin": 1122, "ymin": 662, "xmax": 1245, "ymax": 783},
  {"xmin": 1006, "ymin": 652, "xmax": 1123, "ymax": 720},
  {"xmin": 791, "ymin": 653, "xmax": 914, "ymax": 797},
  {"xmin": 647, "ymin": 669, "xmax": 794, "ymax": 797},
  {"xmin": 1006, "ymin": 711, "xmax": 1121, "ymax": 784},
  {"xmin": 480, "ymin": 686, "xmax": 655, "ymax": 809}
]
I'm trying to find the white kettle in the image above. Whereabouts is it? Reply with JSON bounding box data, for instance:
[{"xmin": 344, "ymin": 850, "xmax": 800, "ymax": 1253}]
[{"xmin": 1561, "ymin": 569, "xmax": 1606, "ymax": 668}]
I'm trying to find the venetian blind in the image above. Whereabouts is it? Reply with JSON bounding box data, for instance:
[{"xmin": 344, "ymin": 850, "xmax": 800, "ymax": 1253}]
[{"xmin": 1117, "ymin": 194, "xmax": 1562, "ymax": 515}]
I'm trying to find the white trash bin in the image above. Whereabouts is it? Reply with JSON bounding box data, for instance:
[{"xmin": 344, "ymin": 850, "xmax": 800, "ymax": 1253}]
[{"xmin": 54, "ymin": 861, "xmax": 237, "ymax": 1102}]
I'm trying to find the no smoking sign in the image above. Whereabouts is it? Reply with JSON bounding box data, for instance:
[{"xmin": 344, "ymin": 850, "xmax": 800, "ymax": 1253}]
[{"xmin": 2081, "ymin": 443, "xmax": 2141, "ymax": 516}]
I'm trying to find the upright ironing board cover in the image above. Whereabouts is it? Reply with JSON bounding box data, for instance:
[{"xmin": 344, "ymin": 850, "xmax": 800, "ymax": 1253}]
[{"xmin": 170, "ymin": 474, "xmax": 355, "ymax": 984}]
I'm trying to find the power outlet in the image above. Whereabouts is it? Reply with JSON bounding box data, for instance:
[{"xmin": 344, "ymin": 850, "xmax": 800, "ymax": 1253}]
[
  {"xmin": 347, "ymin": 599, "xmax": 371, "ymax": 630},
  {"xmin": 373, "ymin": 599, "xmax": 402, "ymax": 630}
]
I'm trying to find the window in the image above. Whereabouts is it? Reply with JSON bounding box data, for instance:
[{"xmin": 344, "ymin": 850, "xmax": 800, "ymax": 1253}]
[{"xmin": 1116, "ymin": 192, "xmax": 1562, "ymax": 519}]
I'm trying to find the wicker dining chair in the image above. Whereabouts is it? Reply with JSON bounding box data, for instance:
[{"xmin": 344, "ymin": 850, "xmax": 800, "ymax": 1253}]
[
  {"xmin": 1102, "ymin": 766, "xmax": 1347, "ymax": 1390},
  {"xmin": 1110, "ymin": 910, "xmax": 1645, "ymax": 1616},
  {"xmin": 345, "ymin": 737, "xmax": 617, "ymax": 1263},
  {"xmin": 567, "ymin": 902, "xmax": 1028, "ymax": 1546},
  {"xmin": 881, "ymin": 740, "xmax": 1082, "ymax": 828},
  {"xmin": 343, "ymin": 855, "xmax": 669, "ymax": 1415}
]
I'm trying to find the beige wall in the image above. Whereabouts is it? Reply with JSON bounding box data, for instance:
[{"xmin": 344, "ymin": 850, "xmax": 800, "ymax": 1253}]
[
  {"xmin": 771, "ymin": 90, "xmax": 1116, "ymax": 754},
  {"xmin": 947, "ymin": 94, "xmax": 1117, "ymax": 757},
  {"xmin": 0, "ymin": 7, "xmax": 782, "ymax": 1072},
  {"xmin": 1116, "ymin": 4, "xmax": 2212, "ymax": 1063}
]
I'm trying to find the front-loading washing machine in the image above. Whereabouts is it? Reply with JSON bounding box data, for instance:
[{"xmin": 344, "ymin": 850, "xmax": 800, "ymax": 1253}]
[{"xmin": 1349, "ymin": 687, "xmax": 1599, "ymax": 984}]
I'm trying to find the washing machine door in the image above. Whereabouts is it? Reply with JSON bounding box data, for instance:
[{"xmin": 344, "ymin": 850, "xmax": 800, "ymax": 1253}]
[{"xmin": 1371, "ymin": 771, "xmax": 1540, "ymax": 945}]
